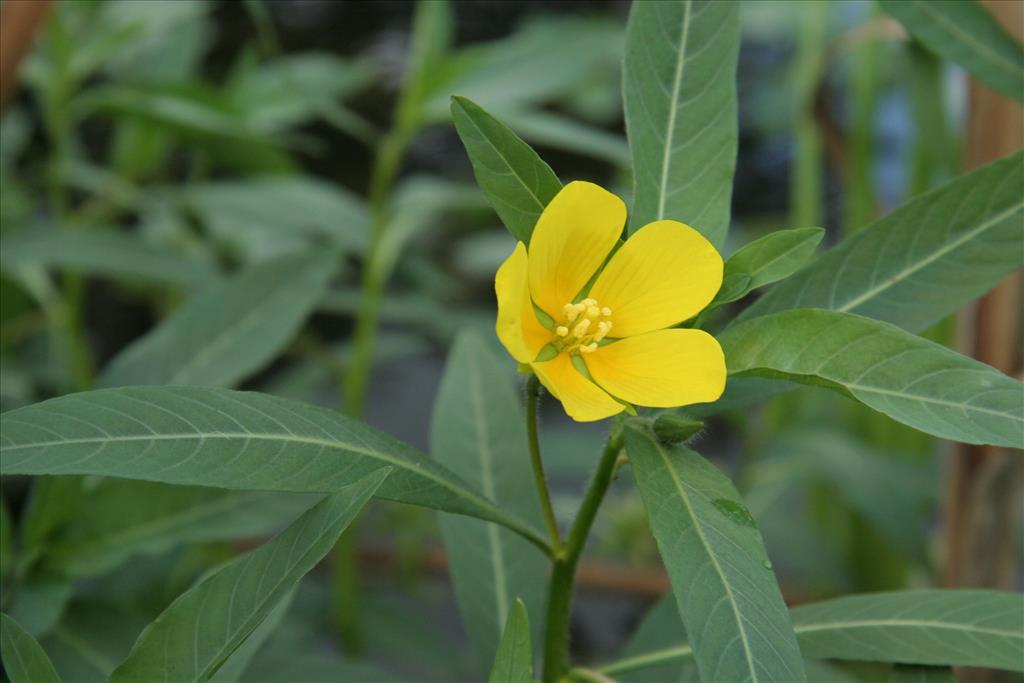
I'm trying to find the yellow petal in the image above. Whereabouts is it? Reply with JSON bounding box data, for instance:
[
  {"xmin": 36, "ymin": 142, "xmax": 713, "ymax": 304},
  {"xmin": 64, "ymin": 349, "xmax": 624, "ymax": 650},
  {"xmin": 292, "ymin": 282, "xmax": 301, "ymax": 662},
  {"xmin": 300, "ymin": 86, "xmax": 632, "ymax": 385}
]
[
  {"xmin": 495, "ymin": 242, "xmax": 550, "ymax": 363},
  {"xmin": 588, "ymin": 220, "xmax": 723, "ymax": 337},
  {"xmin": 585, "ymin": 329, "xmax": 725, "ymax": 408},
  {"xmin": 528, "ymin": 181, "xmax": 626, "ymax": 318},
  {"xmin": 532, "ymin": 354, "xmax": 623, "ymax": 422}
]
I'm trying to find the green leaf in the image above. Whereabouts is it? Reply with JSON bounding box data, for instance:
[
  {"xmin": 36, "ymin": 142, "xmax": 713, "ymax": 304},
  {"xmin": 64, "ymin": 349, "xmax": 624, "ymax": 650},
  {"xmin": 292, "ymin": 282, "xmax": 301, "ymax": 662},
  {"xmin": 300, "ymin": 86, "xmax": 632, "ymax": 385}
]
[
  {"xmin": 228, "ymin": 54, "xmax": 372, "ymax": 133},
  {"xmin": 43, "ymin": 480, "xmax": 316, "ymax": 578},
  {"xmin": 208, "ymin": 592, "xmax": 294, "ymax": 683},
  {"xmin": 736, "ymin": 152, "xmax": 1024, "ymax": 333},
  {"xmin": 878, "ymin": 0, "xmax": 1024, "ymax": 103},
  {"xmin": 0, "ymin": 386, "xmax": 547, "ymax": 550},
  {"xmin": 5, "ymin": 578, "xmax": 72, "ymax": 638},
  {"xmin": 888, "ymin": 665, "xmax": 956, "ymax": 683},
  {"xmin": 0, "ymin": 230, "xmax": 218, "ymax": 289},
  {"xmin": 431, "ymin": 332, "xmax": 547, "ymax": 670},
  {"xmin": 721, "ymin": 309, "xmax": 1024, "ymax": 447},
  {"xmin": 625, "ymin": 425, "xmax": 806, "ymax": 683},
  {"xmin": 714, "ymin": 227, "xmax": 825, "ymax": 305},
  {"xmin": 99, "ymin": 250, "xmax": 336, "ymax": 388},
  {"xmin": 598, "ymin": 590, "xmax": 1024, "ymax": 676},
  {"xmin": 794, "ymin": 590, "xmax": 1024, "ymax": 671},
  {"xmin": 0, "ymin": 613, "xmax": 62, "ymax": 683},
  {"xmin": 41, "ymin": 602, "xmax": 149, "ymax": 683},
  {"xmin": 424, "ymin": 17, "xmax": 622, "ymax": 122},
  {"xmin": 623, "ymin": 0, "xmax": 740, "ymax": 247},
  {"xmin": 497, "ymin": 109, "xmax": 630, "ymax": 166},
  {"xmin": 615, "ymin": 596, "xmax": 697, "ymax": 683},
  {"xmin": 186, "ymin": 177, "xmax": 368, "ymax": 258},
  {"xmin": 107, "ymin": 469, "xmax": 389, "ymax": 683},
  {"xmin": 488, "ymin": 599, "xmax": 533, "ymax": 683},
  {"xmin": 451, "ymin": 96, "xmax": 562, "ymax": 243}
]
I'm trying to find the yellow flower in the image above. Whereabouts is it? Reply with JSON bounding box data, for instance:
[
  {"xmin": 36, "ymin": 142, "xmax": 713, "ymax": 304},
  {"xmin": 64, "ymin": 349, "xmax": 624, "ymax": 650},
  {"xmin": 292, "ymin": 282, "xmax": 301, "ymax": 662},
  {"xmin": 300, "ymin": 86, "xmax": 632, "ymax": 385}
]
[{"xmin": 495, "ymin": 181, "xmax": 726, "ymax": 422}]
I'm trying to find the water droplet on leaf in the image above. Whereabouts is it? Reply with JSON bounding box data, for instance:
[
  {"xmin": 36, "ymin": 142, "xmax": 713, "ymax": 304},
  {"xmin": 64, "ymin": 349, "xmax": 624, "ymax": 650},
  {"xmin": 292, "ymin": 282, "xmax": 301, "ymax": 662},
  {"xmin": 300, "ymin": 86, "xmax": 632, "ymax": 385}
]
[
  {"xmin": 712, "ymin": 498, "xmax": 756, "ymax": 528},
  {"xmin": 762, "ymin": 560, "xmax": 773, "ymax": 569}
]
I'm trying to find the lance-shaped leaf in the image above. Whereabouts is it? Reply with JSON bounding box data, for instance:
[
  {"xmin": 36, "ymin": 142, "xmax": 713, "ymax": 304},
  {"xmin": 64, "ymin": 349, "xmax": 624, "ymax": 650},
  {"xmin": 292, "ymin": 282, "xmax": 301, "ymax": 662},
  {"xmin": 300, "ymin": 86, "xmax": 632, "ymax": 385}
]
[
  {"xmin": 43, "ymin": 480, "xmax": 316, "ymax": 577},
  {"xmin": 108, "ymin": 469, "xmax": 388, "ymax": 683},
  {"xmin": 721, "ymin": 309, "xmax": 1024, "ymax": 448},
  {"xmin": 598, "ymin": 590, "xmax": 1024, "ymax": 676},
  {"xmin": 451, "ymin": 96, "xmax": 561, "ymax": 243},
  {"xmin": 0, "ymin": 613, "xmax": 62, "ymax": 683},
  {"xmin": 712, "ymin": 227, "xmax": 825, "ymax": 307},
  {"xmin": 431, "ymin": 332, "xmax": 547, "ymax": 670},
  {"xmin": 100, "ymin": 249, "xmax": 336, "ymax": 388},
  {"xmin": 0, "ymin": 386, "xmax": 548, "ymax": 551},
  {"xmin": 0, "ymin": 229, "xmax": 217, "ymax": 289},
  {"xmin": 623, "ymin": 0, "xmax": 740, "ymax": 247},
  {"xmin": 736, "ymin": 152, "xmax": 1024, "ymax": 333},
  {"xmin": 625, "ymin": 424, "xmax": 806, "ymax": 683},
  {"xmin": 878, "ymin": 0, "xmax": 1024, "ymax": 103},
  {"xmin": 488, "ymin": 599, "xmax": 533, "ymax": 683},
  {"xmin": 793, "ymin": 590, "xmax": 1024, "ymax": 671}
]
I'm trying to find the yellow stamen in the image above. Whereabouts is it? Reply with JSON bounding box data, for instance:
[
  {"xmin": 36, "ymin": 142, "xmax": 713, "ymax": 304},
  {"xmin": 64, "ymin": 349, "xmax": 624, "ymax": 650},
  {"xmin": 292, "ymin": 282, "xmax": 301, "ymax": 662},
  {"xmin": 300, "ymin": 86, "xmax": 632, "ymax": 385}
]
[
  {"xmin": 556, "ymin": 326, "xmax": 569, "ymax": 337},
  {"xmin": 564, "ymin": 303, "xmax": 579, "ymax": 322},
  {"xmin": 601, "ymin": 307, "xmax": 612, "ymax": 317},
  {"xmin": 580, "ymin": 342, "xmax": 598, "ymax": 353},
  {"xmin": 573, "ymin": 318, "xmax": 591, "ymax": 337}
]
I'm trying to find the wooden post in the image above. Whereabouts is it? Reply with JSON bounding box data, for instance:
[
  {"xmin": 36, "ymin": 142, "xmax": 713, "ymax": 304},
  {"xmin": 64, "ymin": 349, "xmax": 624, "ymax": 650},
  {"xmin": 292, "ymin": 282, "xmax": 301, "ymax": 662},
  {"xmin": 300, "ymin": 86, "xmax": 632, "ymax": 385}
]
[
  {"xmin": 943, "ymin": 4, "xmax": 1023, "ymax": 681},
  {"xmin": 0, "ymin": 0, "xmax": 52, "ymax": 112}
]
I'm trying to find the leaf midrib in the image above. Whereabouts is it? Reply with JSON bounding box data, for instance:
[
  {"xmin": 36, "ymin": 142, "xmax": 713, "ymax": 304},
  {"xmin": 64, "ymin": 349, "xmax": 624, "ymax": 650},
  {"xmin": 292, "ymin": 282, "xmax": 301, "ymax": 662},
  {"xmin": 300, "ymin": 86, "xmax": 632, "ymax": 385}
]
[
  {"xmin": 835, "ymin": 199, "xmax": 1022, "ymax": 313},
  {"xmin": 656, "ymin": 0, "xmax": 693, "ymax": 220},
  {"xmin": 455, "ymin": 100, "xmax": 549, "ymax": 212},
  {"xmin": 645, "ymin": 430, "xmax": 760, "ymax": 681},
  {"xmin": 467, "ymin": 348, "xmax": 510, "ymax": 632},
  {"xmin": 600, "ymin": 616, "xmax": 1023, "ymax": 675},
  {"xmin": 2, "ymin": 431, "xmax": 497, "ymax": 521}
]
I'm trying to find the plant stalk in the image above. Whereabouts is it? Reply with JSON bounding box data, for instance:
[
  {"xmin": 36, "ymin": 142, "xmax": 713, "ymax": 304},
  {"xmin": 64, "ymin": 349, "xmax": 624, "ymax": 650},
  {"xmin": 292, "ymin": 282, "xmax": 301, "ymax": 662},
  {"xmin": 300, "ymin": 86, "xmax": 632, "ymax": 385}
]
[
  {"xmin": 542, "ymin": 427, "xmax": 624, "ymax": 683},
  {"xmin": 526, "ymin": 375, "xmax": 564, "ymax": 553}
]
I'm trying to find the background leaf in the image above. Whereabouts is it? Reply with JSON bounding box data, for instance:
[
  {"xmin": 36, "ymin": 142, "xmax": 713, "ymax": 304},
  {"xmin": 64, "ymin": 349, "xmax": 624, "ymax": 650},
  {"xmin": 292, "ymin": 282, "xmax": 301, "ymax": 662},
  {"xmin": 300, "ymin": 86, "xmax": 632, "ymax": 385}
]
[
  {"xmin": 625, "ymin": 425, "xmax": 806, "ymax": 683},
  {"xmin": 99, "ymin": 249, "xmax": 336, "ymax": 388},
  {"xmin": 0, "ymin": 613, "xmax": 62, "ymax": 683},
  {"xmin": 0, "ymin": 229, "xmax": 218, "ymax": 289},
  {"xmin": 878, "ymin": 0, "xmax": 1024, "ymax": 103},
  {"xmin": 185, "ymin": 177, "xmax": 368, "ymax": 259},
  {"xmin": 721, "ymin": 309, "xmax": 1024, "ymax": 447},
  {"xmin": 431, "ymin": 331, "xmax": 547, "ymax": 670},
  {"xmin": 736, "ymin": 152, "xmax": 1024, "ymax": 333},
  {"xmin": 888, "ymin": 666, "xmax": 957, "ymax": 683},
  {"xmin": 623, "ymin": 0, "xmax": 740, "ymax": 247},
  {"xmin": 108, "ymin": 469, "xmax": 389, "ymax": 683},
  {"xmin": 0, "ymin": 387, "xmax": 547, "ymax": 548},
  {"xmin": 43, "ymin": 480, "xmax": 316, "ymax": 578},
  {"xmin": 451, "ymin": 96, "xmax": 561, "ymax": 243},
  {"xmin": 488, "ymin": 599, "xmax": 533, "ymax": 683}
]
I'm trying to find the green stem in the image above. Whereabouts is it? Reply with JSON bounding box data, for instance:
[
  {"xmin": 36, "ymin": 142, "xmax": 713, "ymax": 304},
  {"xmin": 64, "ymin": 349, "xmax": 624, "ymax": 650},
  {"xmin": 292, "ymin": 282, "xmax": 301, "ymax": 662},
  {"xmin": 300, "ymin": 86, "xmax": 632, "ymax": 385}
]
[
  {"xmin": 341, "ymin": 130, "xmax": 411, "ymax": 418},
  {"xmin": 543, "ymin": 427, "xmax": 624, "ymax": 683},
  {"xmin": 526, "ymin": 375, "xmax": 563, "ymax": 553}
]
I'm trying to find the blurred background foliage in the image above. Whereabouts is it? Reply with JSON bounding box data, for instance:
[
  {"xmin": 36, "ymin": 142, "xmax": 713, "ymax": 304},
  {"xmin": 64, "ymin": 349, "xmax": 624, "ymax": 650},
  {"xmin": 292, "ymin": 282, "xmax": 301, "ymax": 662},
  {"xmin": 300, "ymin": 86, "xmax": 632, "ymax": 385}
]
[{"xmin": 0, "ymin": 1, "xmax": 1009, "ymax": 681}]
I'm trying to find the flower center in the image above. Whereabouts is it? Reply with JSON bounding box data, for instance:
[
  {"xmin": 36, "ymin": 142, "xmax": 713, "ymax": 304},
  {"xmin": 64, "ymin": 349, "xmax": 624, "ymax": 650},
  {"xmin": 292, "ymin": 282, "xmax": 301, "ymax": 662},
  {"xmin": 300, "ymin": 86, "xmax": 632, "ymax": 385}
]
[{"xmin": 553, "ymin": 298, "xmax": 614, "ymax": 354}]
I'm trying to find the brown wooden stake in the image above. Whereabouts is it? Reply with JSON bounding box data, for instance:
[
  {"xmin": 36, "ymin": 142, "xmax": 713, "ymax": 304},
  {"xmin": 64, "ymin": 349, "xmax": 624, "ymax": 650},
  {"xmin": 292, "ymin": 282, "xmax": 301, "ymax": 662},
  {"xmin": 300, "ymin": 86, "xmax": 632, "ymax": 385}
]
[
  {"xmin": 944, "ymin": 2, "xmax": 1023, "ymax": 682},
  {"xmin": 0, "ymin": 0, "xmax": 52, "ymax": 113}
]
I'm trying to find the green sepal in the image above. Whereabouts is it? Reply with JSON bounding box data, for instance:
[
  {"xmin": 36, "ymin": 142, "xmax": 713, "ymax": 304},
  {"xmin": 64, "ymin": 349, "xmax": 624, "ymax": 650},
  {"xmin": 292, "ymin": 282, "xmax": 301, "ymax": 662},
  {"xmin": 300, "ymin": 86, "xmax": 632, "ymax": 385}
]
[
  {"xmin": 532, "ymin": 302, "xmax": 557, "ymax": 330},
  {"xmin": 534, "ymin": 344, "xmax": 559, "ymax": 363}
]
